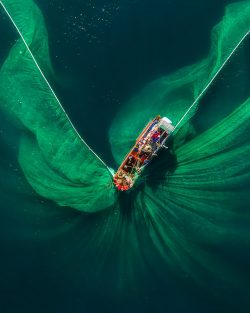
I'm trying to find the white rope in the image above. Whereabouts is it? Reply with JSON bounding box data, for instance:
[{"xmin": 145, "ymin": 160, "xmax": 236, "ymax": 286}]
[
  {"xmin": 0, "ymin": 0, "xmax": 113, "ymax": 176},
  {"xmin": 173, "ymin": 29, "xmax": 250, "ymax": 132}
]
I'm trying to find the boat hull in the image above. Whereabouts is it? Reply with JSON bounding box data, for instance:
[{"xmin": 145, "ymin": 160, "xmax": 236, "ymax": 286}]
[{"xmin": 113, "ymin": 116, "xmax": 174, "ymax": 191}]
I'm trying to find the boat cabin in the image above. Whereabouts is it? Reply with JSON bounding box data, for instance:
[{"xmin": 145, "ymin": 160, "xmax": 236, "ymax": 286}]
[{"xmin": 113, "ymin": 115, "xmax": 174, "ymax": 191}]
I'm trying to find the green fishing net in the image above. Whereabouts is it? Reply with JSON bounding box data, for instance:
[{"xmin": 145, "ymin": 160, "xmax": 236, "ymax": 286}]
[
  {"xmin": 0, "ymin": 0, "xmax": 116, "ymax": 213},
  {"xmin": 0, "ymin": 0, "xmax": 250, "ymax": 297}
]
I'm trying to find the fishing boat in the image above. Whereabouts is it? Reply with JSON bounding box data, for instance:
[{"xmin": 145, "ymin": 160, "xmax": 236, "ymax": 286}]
[{"xmin": 113, "ymin": 115, "xmax": 174, "ymax": 191}]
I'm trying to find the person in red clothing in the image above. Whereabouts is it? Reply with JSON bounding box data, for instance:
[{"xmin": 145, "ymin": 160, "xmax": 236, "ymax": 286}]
[{"xmin": 152, "ymin": 130, "xmax": 160, "ymax": 141}]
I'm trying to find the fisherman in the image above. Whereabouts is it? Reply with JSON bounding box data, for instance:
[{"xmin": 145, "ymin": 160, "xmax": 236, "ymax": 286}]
[
  {"xmin": 142, "ymin": 144, "xmax": 152, "ymax": 153},
  {"xmin": 152, "ymin": 130, "xmax": 161, "ymax": 142}
]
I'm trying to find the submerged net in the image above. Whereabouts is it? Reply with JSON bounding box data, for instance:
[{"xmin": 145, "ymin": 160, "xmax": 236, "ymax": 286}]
[
  {"xmin": 0, "ymin": 0, "xmax": 116, "ymax": 212},
  {"xmin": 0, "ymin": 0, "xmax": 250, "ymax": 303}
]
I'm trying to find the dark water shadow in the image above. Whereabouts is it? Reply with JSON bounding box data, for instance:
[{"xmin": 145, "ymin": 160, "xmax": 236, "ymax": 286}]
[
  {"xmin": 117, "ymin": 185, "xmax": 140, "ymax": 219},
  {"xmin": 141, "ymin": 138, "xmax": 177, "ymax": 192}
]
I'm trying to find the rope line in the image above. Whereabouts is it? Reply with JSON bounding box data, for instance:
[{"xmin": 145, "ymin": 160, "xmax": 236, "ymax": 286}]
[
  {"xmin": 0, "ymin": 1, "xmax": 113, "ymax": 176},
  {"xmin": 173, "ymin": 29, "xmax": 250, "ymax": 132}
]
